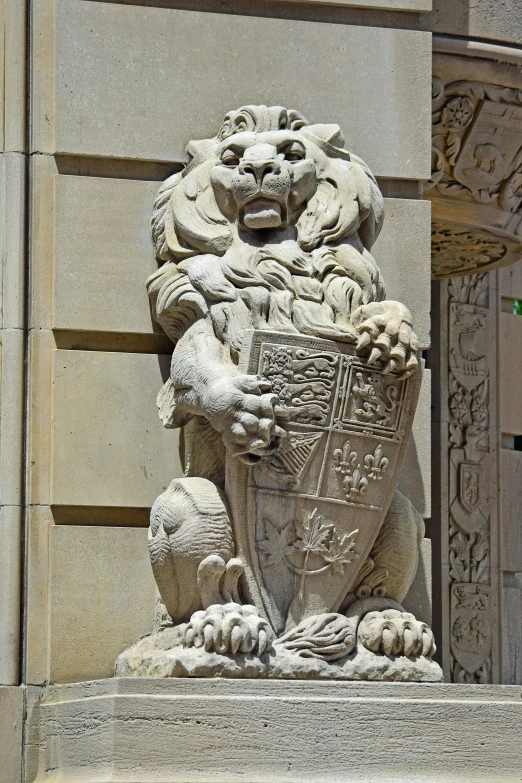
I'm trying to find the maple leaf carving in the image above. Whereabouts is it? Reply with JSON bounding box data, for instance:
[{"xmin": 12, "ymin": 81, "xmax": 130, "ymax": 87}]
[
  {"xmin": 258, "ymin": 509, "xmax": 359, "ymax": 601},
  {"xmin": 323, "ymin": 528, "xmax": 358, "ymax": 576},
  {"xmin": 293, "ymin": 508, "xmax": 331, "ymax": 557},
  {"xmin": 294, "ymin": 509, "xmax": 332, "ymax": 599},
  {"xmin": 258, "ymin": 520, "xmax": 295, "ymax": 567}
]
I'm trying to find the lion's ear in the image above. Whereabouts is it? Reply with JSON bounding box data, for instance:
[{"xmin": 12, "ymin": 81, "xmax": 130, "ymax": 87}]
[
  {"xmin": 151, "ymin": 171, "xmax": 184, "ymax": 261},
  {"xmin": 305, "ymin": 123, "xmax": 345, "ymax": 148},
  {"xmin": 349, "ymin": 153, "xmax": 385, "ymax": 249},
  {"xmin": 296, "ymin": 156, "xmax": 384, "ymax": 252},
  {"xmin": 186, "ymin": 137, "xmax": 215, "ymax": 158},
  {"xmin": 169, "ymin": 159, "xmax": 233, "ymax": 258}
]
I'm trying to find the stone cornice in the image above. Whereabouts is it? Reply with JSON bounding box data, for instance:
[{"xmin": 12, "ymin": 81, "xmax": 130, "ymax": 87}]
[{"xmin": 433, "ymin": 36, "xmax": 522, "ymax": 68}]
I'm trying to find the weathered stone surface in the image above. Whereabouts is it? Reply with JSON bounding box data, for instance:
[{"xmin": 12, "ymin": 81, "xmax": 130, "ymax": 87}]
[
  {"xmin": 49, "ymin": 526, "xmax": 155, "ymax": 684},
  {"xmin": 51, "ymin": 350, "xmax": 182, "ymax": 508},
  {"xmin": 116, "ymin": 624, "xmax": 442, "ymax": 681},
  {"xmin": 502, "ymin": 585, "xmax": 522, "ymax": 685},
  {"xmin": 24, "ymin": 505, "xmax": 54, "ymax": 685},
  {"xmin": 399, "ymin": 368, "xmax": 431, "ymax": 517},
  {"xmin": 53, "ymin": 176, "xmax": 163, "ymax": 336},
  {"xmin": 292, "ymin": 0, "xmax": 432, "ymax": 8},
  {"xmin": 437, "ymin": 273, "xmax": 501, "ymax": 684},
  {"xmin": 500, "ymin": 313, "xmax": 522, "ymax": 436},
  {"xmin": 500, "ymin": 258, "xmax": 522, "ymax": 300},
  {"xmin": 0, "ymin": 0, "xmax": 26, "ymax": 153},
  {"xmin": 501, "ymin": 449, "xmax": 522, "ymax": 574},
  {"xmin": 37, "ymin": 3, "xmax": 431, "ymax": 178},
  {"xmin": 427, "ymin": 64, "xmax": 522, "ymax": 278},
  {"xmin": 29, "ymin": 679, "xmax": 522, "ymax": 783},
  {"xmin": 372, "ymin": 198, "xmax": 431, "ymax": 349},
  {"xmin": 0, "ymin": 153, "xmax": 26, "ymax": 328},
  {"xmin": 427, "ymin": 0, "xmax": 522, "ymax": 47},
  {"xmin": 0, "ymin": 328, "xmax": 24, "ymax": 506},
  {"xmin": 0, "ymin": 505, "xmax": 22, "ymax": 685},
  {"xmin": 0, "ymin": 685, "xmax": 23, "ymax": 782},
  {"xmin": 403, "ymin": 537, "xmax": 432, "ymax": 627}
]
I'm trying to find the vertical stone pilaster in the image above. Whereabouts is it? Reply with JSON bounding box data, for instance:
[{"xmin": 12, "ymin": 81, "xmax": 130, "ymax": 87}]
[
  {"xmin": 0, "ymin": 0, "xmax": 27, "ymax": 687},
  {"xmin": 437, "ymin": 273, "xmax": 501, "ymax": 683}
]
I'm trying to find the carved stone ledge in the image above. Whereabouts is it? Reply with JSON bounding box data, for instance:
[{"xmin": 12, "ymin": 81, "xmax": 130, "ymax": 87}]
[
  {"xmin": 426, "ymin": 59, "xmax": 522, "ymax": 279},
  {"xmin": 28, "ymin": 680, "xmax": 522, "ymax": 783}
]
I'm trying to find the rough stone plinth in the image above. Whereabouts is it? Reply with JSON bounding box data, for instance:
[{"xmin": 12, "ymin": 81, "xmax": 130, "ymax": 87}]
[
  {"xmin": 116, "ymin": 624, "xmax": 442, "ymax": 682},
  {"xmin": 29, "ymin": 678, "xmax": 522, "ymax": 783}
]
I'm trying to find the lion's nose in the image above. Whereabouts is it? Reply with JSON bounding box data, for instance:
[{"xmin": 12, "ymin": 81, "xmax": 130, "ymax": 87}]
[{"xmin": 239, "ymin": 159, "xmax": 281, "ymax": 186}]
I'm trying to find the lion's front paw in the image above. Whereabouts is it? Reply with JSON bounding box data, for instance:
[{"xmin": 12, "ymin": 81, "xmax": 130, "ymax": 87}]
[
  {"xmin": 351, "ymin": 301, "xmax": 419, "ymax": 378},
  {"xmin": 185, "ymin": 603, "xmax": 274, "ymax": 655},
  {"xmin": 358, "ymin": 609, "xmax": 435, "ymax": 657}
]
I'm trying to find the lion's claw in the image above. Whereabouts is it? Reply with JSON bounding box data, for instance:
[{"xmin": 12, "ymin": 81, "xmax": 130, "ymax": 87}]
[
  {"xmin": 358, "ymin": 609, "xmax": 435, "ymax": 657},
  {"xmin": 351, "ymin": 301, "xmax": 419, "ymax": 378},
  {"xmin": 185, "ymin": 603, "xmax": 273, "ymax": 656}
]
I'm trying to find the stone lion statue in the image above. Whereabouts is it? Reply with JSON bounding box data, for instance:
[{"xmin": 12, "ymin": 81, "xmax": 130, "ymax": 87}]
[{"xmin": 117, "ymin": 106, "xmax": 441, "ymax": 681}]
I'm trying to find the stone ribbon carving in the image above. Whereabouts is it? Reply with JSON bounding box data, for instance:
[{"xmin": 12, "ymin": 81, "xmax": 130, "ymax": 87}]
[
  {"xmin": 427, "ymin": 78, "xmax": 522, "ymax": 278},
  {"xmin": 117, "ymin": 105, "xmax": 441, "ymax": 681}
]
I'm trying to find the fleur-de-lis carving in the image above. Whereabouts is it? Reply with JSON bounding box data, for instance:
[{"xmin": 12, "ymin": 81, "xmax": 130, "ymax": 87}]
[
  {"xmin": 333, "ymin": 440, "xmax": 357, "ymax": 473},
  {"xmin": 342, "ymin": 466, "xmax": 368, "ymax": 501},
  {"xmin": 364, "ymin": 444, "xmax": 389, "ymax": 480},
  {"xmin": 333, "ymin": 440, "xmax": 369, "ymax": 501}
]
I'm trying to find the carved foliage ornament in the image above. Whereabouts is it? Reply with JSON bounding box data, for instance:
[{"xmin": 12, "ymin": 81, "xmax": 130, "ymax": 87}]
[
  {"xmin": 446, "ymin": 273, "xmax": 492, "ymax": 683},
  {"xmin": 431, "ymin": 223, "xmax": 507, "ymax": 279},
  {"xmin": 427, "ymin": 78, "xmax": 522, "ymax": 279},
  {"xmin": 428, "ymin": 78, "xmax": 522, "ymax": 212},
  {"xmin": 116, "ymin": 105, "xmax": 441, "ymax": 682}
]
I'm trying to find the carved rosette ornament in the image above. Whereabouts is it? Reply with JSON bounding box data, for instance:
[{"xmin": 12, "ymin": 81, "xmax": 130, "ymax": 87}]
[
  {"xmin": 426, "ymin": 77, "xmax": 522, "ymax": 278},
  {"xmin": 117, "ymin": 105, "xmax": 441, "ymax": 681}
]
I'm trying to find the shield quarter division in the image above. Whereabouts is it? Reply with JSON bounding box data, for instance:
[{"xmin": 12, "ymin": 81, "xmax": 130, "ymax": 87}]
[{"xmin": 226, "ymin": 330, "xmax": 421, "ymax": 635}]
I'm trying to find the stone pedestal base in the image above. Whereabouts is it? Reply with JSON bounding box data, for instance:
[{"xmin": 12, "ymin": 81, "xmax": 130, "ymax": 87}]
[{"xmin": 29, "ymin": 679, "xmax": 522, "ymax": 782}]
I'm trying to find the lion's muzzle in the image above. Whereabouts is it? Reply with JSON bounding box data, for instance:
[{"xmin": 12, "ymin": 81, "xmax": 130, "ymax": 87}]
[{"xmin": 231, "ymin": 143, "xmax": 292, "ymax": 229}]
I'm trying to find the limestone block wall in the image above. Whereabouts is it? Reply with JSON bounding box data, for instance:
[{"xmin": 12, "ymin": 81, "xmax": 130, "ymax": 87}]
[{"xmin": 20, "ymin": 0, "xmax": 434, "ymax": 686}]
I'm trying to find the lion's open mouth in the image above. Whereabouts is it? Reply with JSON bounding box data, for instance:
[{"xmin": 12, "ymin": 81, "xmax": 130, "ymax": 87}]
[{"xmin": 242, "ymin": 198, "xmax": 283, "ymax": 230}]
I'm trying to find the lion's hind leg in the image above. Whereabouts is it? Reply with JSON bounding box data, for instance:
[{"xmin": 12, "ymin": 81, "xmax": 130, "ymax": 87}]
[
  {"xmin": 149, "ymin": 477, "xmax": 235, "ymax": 623},
  {"xmin": 149, "ymin": 476, "xmax": 273, "ymax": 655}
]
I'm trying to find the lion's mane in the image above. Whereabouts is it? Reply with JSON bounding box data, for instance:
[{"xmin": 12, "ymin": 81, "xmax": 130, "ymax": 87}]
[{"xmin": 147, "ymin": 105, "xmax": 387, "ymax": 356}]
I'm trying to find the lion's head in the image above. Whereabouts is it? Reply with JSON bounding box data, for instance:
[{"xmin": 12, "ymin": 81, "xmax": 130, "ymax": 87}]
[
  {"xmin": 149, "ymin": 106, "xmax": 388, "ymax": 355},
  {"xmin": 152, "ymin": 105, "xmax": 384, "ymax": 261}
]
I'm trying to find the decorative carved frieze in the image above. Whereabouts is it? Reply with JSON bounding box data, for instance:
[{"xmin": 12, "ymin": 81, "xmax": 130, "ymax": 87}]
[
  {"xmin": 431, "ymin": 223, "xmax": 507, "ymax": 279},
  {"xmin": 443, "ymin": 273, "xmax": 499, "ymax": 683},
  {"xmin": 427, "ymin": 77, "xmax": 522, "ymax": 278}
]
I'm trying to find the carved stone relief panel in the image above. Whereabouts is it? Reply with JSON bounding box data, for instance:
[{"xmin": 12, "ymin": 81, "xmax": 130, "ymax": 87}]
[
  {"xmin": 427, "ymin": 76, "xmax": 522, "ymax": 278},
  {"xmin": 117, "ymin": 105, "xmax": 441, "ymax": 682},
  {"xmin": 440, "ymin": 273, "xmax": 500, "ymax": 683}
]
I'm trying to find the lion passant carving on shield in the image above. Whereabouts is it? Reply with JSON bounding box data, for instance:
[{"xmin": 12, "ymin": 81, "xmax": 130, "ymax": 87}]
[{"xmin": 117, "ymin": 105, "xmax": 442, "ymax": 680}]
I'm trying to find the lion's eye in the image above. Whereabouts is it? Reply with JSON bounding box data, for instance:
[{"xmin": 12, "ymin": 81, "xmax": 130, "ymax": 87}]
[
  {"xmin": 283, "ymin": 143, "xmax": 305, "ymax": 162},
  {"xmin": 221, "ymin": 150, "xmax": 240, "ymax": 167}
]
